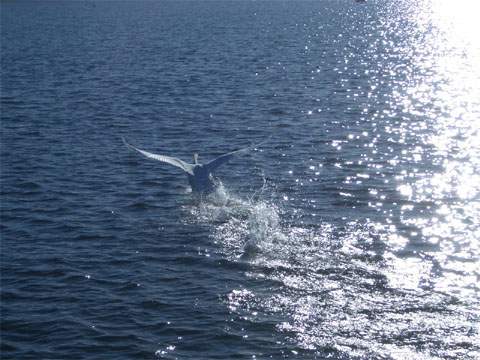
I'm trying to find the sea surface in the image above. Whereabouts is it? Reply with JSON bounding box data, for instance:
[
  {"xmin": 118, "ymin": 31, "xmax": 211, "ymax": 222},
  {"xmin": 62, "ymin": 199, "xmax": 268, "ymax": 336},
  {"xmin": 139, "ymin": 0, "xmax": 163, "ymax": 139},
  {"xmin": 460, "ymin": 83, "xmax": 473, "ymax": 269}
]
[{"xmin": 1, "ymin": 1, "xmax": 479, "ymax": 359}]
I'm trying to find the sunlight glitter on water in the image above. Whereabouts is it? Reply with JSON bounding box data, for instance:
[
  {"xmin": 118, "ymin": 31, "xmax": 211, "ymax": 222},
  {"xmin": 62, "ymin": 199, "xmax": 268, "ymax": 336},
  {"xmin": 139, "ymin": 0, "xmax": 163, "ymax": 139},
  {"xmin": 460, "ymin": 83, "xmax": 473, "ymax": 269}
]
[{"xmin": 386, "ymin": 0, "xmax": 480, "ymax": 284}]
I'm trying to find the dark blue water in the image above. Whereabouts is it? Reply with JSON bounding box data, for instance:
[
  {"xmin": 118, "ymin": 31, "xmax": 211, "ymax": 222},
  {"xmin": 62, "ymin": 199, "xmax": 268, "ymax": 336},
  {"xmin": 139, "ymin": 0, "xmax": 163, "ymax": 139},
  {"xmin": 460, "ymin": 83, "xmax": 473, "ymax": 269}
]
[{"xmin": 1, "ymin": 1, "xmax": 479, "ymax": 359}]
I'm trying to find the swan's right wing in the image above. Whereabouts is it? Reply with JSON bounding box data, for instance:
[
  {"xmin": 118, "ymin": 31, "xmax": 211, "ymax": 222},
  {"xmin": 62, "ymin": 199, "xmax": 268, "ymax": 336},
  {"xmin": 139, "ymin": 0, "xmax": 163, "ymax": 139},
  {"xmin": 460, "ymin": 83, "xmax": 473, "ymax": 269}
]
[
  {"xmin": 204, "ymin": 138, "xmax": 268, "ymax": 173},
  {"xmin": 123, "ymin": 138, "xmax": 194, "ymax": 175}
]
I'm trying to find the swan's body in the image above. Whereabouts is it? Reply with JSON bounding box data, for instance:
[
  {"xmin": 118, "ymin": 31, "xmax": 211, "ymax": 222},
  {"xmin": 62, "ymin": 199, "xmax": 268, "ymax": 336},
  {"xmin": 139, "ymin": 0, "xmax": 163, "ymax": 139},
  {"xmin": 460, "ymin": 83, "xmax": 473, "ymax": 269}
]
[
  {"xmin": 188, "ymin": 163, "xmax": 217, "ymax": 194},
  {"xmin": 123, "ymin": 138, "xmax": 260, "ymax": 194}
]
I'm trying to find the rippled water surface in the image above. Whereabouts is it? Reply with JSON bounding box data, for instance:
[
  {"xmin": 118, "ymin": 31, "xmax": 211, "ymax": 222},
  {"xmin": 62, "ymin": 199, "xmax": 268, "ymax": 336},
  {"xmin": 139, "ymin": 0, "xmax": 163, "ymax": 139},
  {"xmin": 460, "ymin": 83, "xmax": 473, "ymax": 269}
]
[{"xmin": 1, "ymin": 1, "xmax": 479, "ymax": 359}]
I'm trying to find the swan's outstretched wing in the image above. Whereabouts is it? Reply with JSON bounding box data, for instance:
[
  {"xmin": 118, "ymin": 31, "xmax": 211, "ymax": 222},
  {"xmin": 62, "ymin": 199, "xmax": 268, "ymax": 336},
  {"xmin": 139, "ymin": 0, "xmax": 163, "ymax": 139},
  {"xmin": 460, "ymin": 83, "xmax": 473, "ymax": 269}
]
[
  {"xmin": 204, "ymin": 139, "xmax": 267, "ymax": 173},
  {"xmin": 123, "ymin": 138, "xmax": 194, "ymax": 175}
]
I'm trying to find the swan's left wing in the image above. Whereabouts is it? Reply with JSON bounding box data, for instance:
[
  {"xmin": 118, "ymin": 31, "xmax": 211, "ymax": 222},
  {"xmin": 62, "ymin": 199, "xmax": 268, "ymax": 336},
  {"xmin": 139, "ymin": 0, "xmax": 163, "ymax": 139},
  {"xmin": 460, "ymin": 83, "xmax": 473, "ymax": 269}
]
[{"xmin": 123, "ymin": 138, "xmax": 194, "ymax": 175}]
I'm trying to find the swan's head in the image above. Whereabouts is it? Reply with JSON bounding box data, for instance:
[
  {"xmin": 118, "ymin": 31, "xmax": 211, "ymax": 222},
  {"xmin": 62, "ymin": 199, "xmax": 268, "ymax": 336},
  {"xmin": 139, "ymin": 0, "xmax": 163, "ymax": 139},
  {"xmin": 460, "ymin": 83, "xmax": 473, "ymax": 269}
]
[{"xmin": 193, "ymin": 153, "xmax": 199, "ymax": 164}]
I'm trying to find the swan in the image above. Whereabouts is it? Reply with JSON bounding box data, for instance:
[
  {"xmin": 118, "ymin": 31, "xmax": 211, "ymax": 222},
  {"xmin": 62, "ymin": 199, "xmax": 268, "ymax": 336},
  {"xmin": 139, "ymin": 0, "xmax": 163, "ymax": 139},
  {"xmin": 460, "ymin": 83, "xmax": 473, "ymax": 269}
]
[{"xmin": 123, "ymin": 137, "xmax": 263, "ymax": 194}]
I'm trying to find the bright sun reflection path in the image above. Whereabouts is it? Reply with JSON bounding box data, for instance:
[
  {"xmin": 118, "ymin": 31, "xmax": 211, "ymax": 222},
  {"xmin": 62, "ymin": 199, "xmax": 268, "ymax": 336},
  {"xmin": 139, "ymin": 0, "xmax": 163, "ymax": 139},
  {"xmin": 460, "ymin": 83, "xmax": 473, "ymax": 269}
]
[{"xmin": 381, "ymin": 0, "xmax": 480, "ymax": 303}]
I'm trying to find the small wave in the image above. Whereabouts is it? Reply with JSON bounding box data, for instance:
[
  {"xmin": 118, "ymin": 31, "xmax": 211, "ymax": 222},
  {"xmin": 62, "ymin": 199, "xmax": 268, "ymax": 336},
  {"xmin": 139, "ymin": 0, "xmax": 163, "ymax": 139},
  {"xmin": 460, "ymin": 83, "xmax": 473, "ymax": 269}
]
[
  {"xmin": 15, "ymin": 180, "xmax": 42, "ymax": 190},
  {"xmin": 125, "ymin": 201, "xmax": 158, "ymax": 211}
]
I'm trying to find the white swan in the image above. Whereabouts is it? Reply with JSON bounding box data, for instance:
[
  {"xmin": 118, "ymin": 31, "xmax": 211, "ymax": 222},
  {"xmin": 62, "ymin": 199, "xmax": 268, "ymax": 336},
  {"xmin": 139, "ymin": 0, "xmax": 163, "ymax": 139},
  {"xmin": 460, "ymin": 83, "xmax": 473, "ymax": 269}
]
[{"xmin": 123, "ymin": 138, "xmax": 263, "ymax": 194}]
